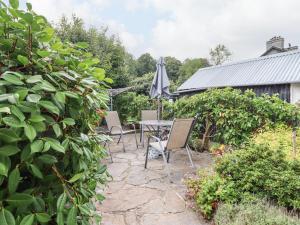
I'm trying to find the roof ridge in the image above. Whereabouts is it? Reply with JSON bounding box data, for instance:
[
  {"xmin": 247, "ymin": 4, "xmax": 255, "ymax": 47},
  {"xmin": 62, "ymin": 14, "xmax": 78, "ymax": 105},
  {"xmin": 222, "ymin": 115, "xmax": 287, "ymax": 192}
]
[{"xmin": 198, "ymin": 49, "xmax": 300, "ymax": 72}]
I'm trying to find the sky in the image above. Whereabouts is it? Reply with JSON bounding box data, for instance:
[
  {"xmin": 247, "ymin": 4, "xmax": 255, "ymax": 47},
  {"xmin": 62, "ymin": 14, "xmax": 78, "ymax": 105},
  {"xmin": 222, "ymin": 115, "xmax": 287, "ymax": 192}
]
[{"xmin": 21, "ymin": 0, "xmax": 300, "ymax": 61}]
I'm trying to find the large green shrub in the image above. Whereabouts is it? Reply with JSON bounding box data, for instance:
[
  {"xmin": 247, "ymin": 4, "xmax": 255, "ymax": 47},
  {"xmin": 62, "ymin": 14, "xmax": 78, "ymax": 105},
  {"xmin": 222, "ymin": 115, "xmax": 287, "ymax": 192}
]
[
  {"xmin": 173, "ymin": 88, "xmax": 298, "ymax": 149},
  {"xmin": 215, "ymin": 199, "xmax": 300, "ymax": 225},
  {"xmin": 0, "ymin": 1, "xmax": 110, "ymax": 224},
  {"xmin": 113, "ymin": 92, "xmax": 154, "ymax": 122},
  {"xmin": 193, "ymin": 145, "xmax": 300, "ymax": 218}
]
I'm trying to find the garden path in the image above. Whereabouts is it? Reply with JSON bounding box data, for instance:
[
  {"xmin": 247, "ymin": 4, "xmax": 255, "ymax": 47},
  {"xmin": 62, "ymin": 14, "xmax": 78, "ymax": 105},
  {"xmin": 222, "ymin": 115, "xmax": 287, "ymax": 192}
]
[{"xmin": 97, "ymin": 134, "xmax": 213, "ymax": 225}]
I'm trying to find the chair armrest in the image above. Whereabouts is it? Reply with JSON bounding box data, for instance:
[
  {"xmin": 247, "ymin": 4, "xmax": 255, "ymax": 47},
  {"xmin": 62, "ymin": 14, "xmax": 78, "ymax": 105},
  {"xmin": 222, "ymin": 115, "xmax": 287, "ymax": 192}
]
[
  {"xmin": 109, "ymin": 125, "xmax": 123, "ymax": 133},
  {"xmin": 148, "ymin": 135, "xmax": 162, "ymax": 142}
]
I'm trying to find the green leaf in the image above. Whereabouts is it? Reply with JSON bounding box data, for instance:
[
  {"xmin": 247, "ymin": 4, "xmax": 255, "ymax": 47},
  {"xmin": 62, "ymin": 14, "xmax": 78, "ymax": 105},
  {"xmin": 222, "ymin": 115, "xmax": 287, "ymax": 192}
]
[
  {"xmin": 20, "ymin": 12, "xmax": 33, "ymax": 24},
  {"xmin": 3, "ymin": 116, "xmax": 24, "ymax": 127},
  {"xmin": 76, "ymin": 42, "xmax": 89, "ymax": 49},
  {"xmin": 26, "ymin": 2, "xmax": 32, "ymax": 10},
  {"xmin": 2, "ymin": 73, "xmax": 24, "ymax": 85},
  {"xmin": 62, "ymin": 118, "xmax": 75, "ymax": 125},
  {"xmin": 66, "ymin": 205, "xmax": 77, "ymax": 225},
  {"xmin": 0, "ymin": 156, "xmax": 10, "ymax": 177},
  {"xmin": 53, "ymin": 123, "xmax": 62, "ymax": 137},
  {"xmin": 17, "ymin": 55, "xmax": 29, "ymax": 66},
  {"xmin": 57, "ymin": 192, "xmax": 67, "ymax": 212},
  {"xmin": 0, "ymin": 145, "xmax": 20, "ymax": 156},
  {"xmin": 29, "ymin": 114, "xmax": 45, "ymax": 122},
  {"xmin": 68, "ymin": 172, "xmax": 84, "ymax": 183},
  {"xmin": 0, "ymin": 208, "xmax": 15, "ymax": 225},
  {"xmin": 36, "ymin": 213, "xmax": 51, "ymax": 223},
  {"xmin": 104, "ymin": 77, "xmax": 113, "ymax": 84},
  {"xmin": 24, "ymin": 124, "xmax": 36, "ymax": 142},
  {"xmin": 29, "ymin": 164, "xmax": 43, "ymax": 179},
  {"xmin": 55, "ymin": 92, "xmax": 65, "ymax": 104},
  {"xmin": 56, "ymin": 212, "xmax": 64, "ymax": 225},
  {"xmin": 9, "ymin": 0, "xmax": 19, "ymax": 9},
  {"xmin": 20, "ymin": 214, "xmax": 34, "ymax": 225},
  {"xmin": 0, "ymin": 128, "xmax": 20, "ymax": 143},
  {"xmin": 6, "ymin": 193, "xmax": 33, "ymax": 206},
  {"xmin": 30, "ymin": 140, "xmax": 43, "ymax": 154},
  {"xmin": 38, "ymin": 154, "xmax": 57, "ymax": 164},
  {"xmin": 44, "ymin": 138, "xmax": 65, "ymax": 153},
  {"xmin": 8, "ymin": 167, "xmax": 20, "ymax": 194},
  {"xmin": 11, "ymin": 106, "xmax": 25, "ymax": 121},
  {"xmin": 40, "ymin": 80, "xmax": 56, "ymax": 92},
  {"xmin": 26, "ymin": 94, "xmax": 41, "ymax": 103},
  {"xmin": 39, "ymin": 101, "xmax": 60, "ymax": 115},
  {"xmin": 26, "ymin": 75, "xmax": 43, "ymax": 84},
  {"xmin": 0, "ymin": 107, "xmax": 10, "ymax": 114},
  {"xmin": 96, "ymin": 193, "xmax": 105, "ymax": 201},
  {"xmin": 37, "ymin": 50, "xmax": 51, "ymax": 58}
]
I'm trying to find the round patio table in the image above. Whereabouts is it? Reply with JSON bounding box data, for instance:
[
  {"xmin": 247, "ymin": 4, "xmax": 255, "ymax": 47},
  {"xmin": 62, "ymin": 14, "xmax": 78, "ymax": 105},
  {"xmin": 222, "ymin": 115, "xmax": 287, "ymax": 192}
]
[{"xmin": 139, "ymin": 120, "xmax": 173, "ymax": 147}]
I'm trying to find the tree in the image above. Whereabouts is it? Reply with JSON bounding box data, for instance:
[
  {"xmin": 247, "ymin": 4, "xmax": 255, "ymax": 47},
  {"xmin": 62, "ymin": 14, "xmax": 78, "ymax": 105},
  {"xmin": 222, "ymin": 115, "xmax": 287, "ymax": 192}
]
[
  {"xmin": 177, "ymin": 58, "xmax": 210, "ymax": 85},
  {"xmin": 55, "ymin": 15, "xmax": 129, "ymax": 87},
  {"xmin": 165, "ymin": 56, "xmax": 182, "ymax": 81},
  {"xmin": 136, "ymin": 53, "xmax": 156, "ymax": 76},
  {"xmin": 209, "ymin": 44, "xmax": 232, "ymax": 65},
  {"xmin": 130, "ymin": 72, "xmax": 154, "ymax": 95}
]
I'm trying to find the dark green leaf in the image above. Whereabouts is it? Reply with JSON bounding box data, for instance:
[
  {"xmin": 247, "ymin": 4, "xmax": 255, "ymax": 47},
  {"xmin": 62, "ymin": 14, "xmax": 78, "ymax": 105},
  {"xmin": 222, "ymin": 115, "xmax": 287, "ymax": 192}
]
[
  {"xmin": 11, "ymin": 106, "xmax": 25, "ymax": 121},
  {"xmin": 26, "ymin": 94, "xmax": 41, "ymax": 103},
  {"xmin": 2, "ymin": 73, "xmax": 24, "ymax": 85},
  {"xmin": 36, "ymin": 213, "xmax": 51, "ymax": 223},
  {"xmin": 56, "ymin": 212, "xmax": 64, "ymax": 225},
  {"xmin": 39, "ymin": 101, "xmax": 60, "ymax": 115},
  {"xmin": 20, "ymin": 214, "xmax": 34, "ymax": 225},
  {"xmin": 62, "ymin": 118, "xmax": 75, "ymax": 125},
  {"xmin": 68, "ymin": 172, "xmax": 83, "ymax": 183},
  {"xmin": 30, "ymin": 140, "xmax": 43, "ymax": 154},
  {"xmin": 55, "ymin": 92, "xmax": 65, "ymax": 104},
  {"xmin": 57, "ymin": 192, "xmax": 67, "ymax": 212},
  {"xmin": 53, "ymin": 123, "xmax": 62, "ymax": 137},
  {"xmin": 3, "ymin": 116, "xmax": 24, "ymax": 127},
  {"xmin": 66, "ymin": 205, "xmax": 77, "ymax": 225},
  {"xmin": 26, "ymin": 2, "xmax": 32, "ymax": 10},
  {"xmin": 17, "ymin": 55, "xmax": 29, "ymax": 66},
  {"xmin": 40, "ymin": 80, "xmax": 56, "ymax": 92},
  {"xmin": 0, "ymin": 145, "xmax": 20, "ymax": 156},
  {"xmin": 37, "ymin": 50, "xmax": 51, "ymax": 58},
  {"xmin": 0, "ymin": 156, "xmax": 10, "ymax": 176},
  {"xmin": 6, "ymin": 193, "xmax": 33, "ymax": 206},
  {"xmin": 44, "ymin": 138, "xmax": 65, "ymax": 153},
  {"xmin": 0, "ymin": 128, "xmax": 20, "ymax": 143},
  {"xmin": 26, "ymin": 75, "xmax": 43, "ymax": 84},
  {"xmin": 29, "ymin": 164, "xmax": 43, "ymax": 179},
  {"xmin": 0, "ymin": 208, "xmax": 15, "ymax": 225},
  {"xmin": 38, "ymin": 154, "xmax": 57, "ymax": 164},
  {"xmin": 24, "ymin": 124, "xmax": 36, "ymax": 142},
  {"xmin": 8, "ymin": 167, "xmax": 20, "ymax": 194},
  {"xmin": 29, "ymin": 114, "xmax": 45, "ymax": 122}
]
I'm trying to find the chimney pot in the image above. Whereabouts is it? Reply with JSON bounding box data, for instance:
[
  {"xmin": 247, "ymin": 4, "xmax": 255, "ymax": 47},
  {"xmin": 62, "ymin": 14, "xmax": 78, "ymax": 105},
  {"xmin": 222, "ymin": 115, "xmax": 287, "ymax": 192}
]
[{"xmin": 266, "ymin": 36, "xmax": 284, "ymax": 51}]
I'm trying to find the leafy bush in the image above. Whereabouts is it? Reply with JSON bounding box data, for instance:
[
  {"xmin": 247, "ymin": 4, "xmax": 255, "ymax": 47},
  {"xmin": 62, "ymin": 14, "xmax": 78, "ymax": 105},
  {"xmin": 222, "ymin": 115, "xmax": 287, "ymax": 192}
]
[
  {"xmin": 173, "ymin": 88, "xmax": 298, "ymax": 149},
  {"xmin": 0, "ymin": 1, "xmax": 109, "ymax": 224},
  {"xmin": 193, "ymin": 145, "xmax": 300, "ymax": 219},
  {"xmin": 215, "ymin": 199, "xmax": 300, "ymax": 225},
  {"xmin": 114, "ymin": 92, "xmax": 154, "ymax": 122},
  {"xmin": 252, "ymin": 124, "xmax": 300, "ymax": 160}
]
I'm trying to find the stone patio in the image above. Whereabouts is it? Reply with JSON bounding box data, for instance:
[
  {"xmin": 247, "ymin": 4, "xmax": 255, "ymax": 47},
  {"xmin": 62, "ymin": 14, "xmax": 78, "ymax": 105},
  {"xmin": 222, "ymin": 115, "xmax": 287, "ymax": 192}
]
[{"xmin": 97, "ymin": 134, "xmax": 213, "ymax": 225}]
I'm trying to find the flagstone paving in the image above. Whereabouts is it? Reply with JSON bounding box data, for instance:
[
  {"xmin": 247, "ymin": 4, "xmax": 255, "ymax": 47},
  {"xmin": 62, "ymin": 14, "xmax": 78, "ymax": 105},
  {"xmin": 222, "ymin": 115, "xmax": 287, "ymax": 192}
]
[{"xmin": 97, "ymin": 134, "xmax": 213, "ymax": 225}]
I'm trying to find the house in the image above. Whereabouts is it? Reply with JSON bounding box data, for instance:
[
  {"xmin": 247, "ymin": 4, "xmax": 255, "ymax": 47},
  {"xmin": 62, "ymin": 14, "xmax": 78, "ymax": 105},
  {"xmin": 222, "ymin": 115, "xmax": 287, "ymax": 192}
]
[{"xmin": 177, "ymin": 37, "xmax": 300, "ymax": 103}]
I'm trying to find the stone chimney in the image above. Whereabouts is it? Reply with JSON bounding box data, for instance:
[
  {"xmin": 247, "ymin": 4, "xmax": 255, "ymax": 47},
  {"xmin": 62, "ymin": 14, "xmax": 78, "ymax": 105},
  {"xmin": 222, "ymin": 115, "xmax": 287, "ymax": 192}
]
[{"xmin": 266, "ymin": 36, "xmax": 284, "ymax": 50}]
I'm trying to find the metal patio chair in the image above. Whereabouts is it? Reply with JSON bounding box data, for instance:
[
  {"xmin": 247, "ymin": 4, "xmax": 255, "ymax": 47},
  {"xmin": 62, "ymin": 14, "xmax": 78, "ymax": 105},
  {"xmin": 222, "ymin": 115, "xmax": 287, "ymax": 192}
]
[
  {"xmin": 105, "ymin": 111, "xmax": 138, "ymax": 152},
  {"xmin": 144, "ymin": 118, "xmax": 195, "ymax": 182},
  {"xmin": 140, "ymin": 110, "xmax": 158, "ymax": 143}
]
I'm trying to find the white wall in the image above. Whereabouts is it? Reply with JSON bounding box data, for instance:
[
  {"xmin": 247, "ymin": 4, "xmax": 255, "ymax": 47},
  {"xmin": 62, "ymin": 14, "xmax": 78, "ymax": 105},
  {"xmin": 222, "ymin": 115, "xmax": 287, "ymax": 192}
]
[{"xmin": 290, "ymin": 83, "xmax": 300, "ymax": 104}]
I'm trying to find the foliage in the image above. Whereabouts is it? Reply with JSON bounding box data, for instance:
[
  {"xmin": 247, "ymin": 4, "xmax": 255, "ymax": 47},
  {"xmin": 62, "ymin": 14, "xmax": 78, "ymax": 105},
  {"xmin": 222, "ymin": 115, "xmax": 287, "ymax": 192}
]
[
  {"xmin": 0, "ymin": 1, "xmax": 109, "ymax": 224},
  {"xmin": 164, "ymin": 56, "xmax": 182, "ymax": 81},
  {"xmin": 136, "ymin": 53, "xmax": 156, "ymax": 76},
  {"xmin": 55, "ymin": 15, "xmax": 129, "ymax": 88},
  {"xmin": 130, "ymin": 72, "xmax": 154, "ymax": 95},
  {"xmin": 177, "ymin": 58, "xmax": 209, "ymax": 85},
  {"xmin": 215, "ymin": 199, "xmax": 300, "ymax": 225},
  {"xmin": 252, "ymin": 124, "xmax": 300, "ymax": 160},
  {"xmin": 209, "ymin": 44, "xmax": 232, "ymax": 65},
  {"xmin": 194, "ymin": 144, "xmax": 300, "ymax": 219},
  {"xmin": 172, "ymin": 88, "xmax": 299, "ymax": 149},
  {"xmin": 114, "ymin": 92, "xmax": 154, "ymax": 122}
]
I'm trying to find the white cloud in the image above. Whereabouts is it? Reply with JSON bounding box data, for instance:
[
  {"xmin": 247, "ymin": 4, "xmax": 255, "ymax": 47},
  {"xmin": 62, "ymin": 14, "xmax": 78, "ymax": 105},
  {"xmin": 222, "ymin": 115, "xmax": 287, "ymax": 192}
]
[{"xmin": 146, "ymin": 0, "xmax": 300, "ymax": 61}]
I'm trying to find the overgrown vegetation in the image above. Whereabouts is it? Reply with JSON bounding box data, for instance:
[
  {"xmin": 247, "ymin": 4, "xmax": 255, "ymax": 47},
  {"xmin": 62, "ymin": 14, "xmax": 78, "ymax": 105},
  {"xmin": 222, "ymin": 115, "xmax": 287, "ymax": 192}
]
[
  {"xmin": 186, "ymin": 144, "xmax": 300, "ymax": 219},
  {"xmin": 215, "ymin": 199, "xmax": 300, "ymax": 225},
  {"xmin": 0, "ymin": 1, "xmax": 110, "ymax": 224},
  {"xmin": 172, "ymin": 88, "xmax": 298, "ymax": 150}
]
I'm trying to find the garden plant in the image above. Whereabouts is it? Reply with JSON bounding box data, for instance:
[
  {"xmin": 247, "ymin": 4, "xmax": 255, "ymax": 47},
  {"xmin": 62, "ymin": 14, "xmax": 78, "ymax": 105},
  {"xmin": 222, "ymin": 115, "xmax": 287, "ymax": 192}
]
[{"xmin": 0, "ymin": 0, "xmax": 110, "ymax": 224}]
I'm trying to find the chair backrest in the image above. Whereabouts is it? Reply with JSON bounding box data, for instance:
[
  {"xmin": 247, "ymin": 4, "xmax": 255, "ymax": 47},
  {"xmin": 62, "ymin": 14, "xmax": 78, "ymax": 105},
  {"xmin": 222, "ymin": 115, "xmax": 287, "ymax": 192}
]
[
  {"xmin": 105, "ymin": 111, "xmax": 122, "ymax": 132},
  {"xmin": 166, "ymin": 118, "xmax": 195, "ymax": 150},
  {"xmin": 141, "ymin": 110, "xmax": 157, "ymax": 121}
]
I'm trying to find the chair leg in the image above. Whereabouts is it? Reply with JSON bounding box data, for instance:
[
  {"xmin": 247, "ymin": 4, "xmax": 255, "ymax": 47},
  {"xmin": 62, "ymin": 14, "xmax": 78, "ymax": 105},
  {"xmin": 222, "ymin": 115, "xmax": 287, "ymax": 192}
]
[
  {"xmin": 161, "ymin": 150, "xmax": 172, "ymax": 183},
  {"xmin": 121, "ymin": 133, "xmax": 126, "ymax": 152},
  {"xmin": 186, "ymin": 145, "xmax": 194, "ymax": 168},
  {"xmin": 144, "ymin": 138, "xmax": 150, "ymax": 169},
  {"xmin": 117, "ymin": 135, "xmax": 121, "ymax": 144},
  {"xmin": 104, "ymin": 142, "xmax": 113, "ymax": 163},
  {"xmin": 167, "ymin": 151, "xmax": 170, "ymax": 163}
]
